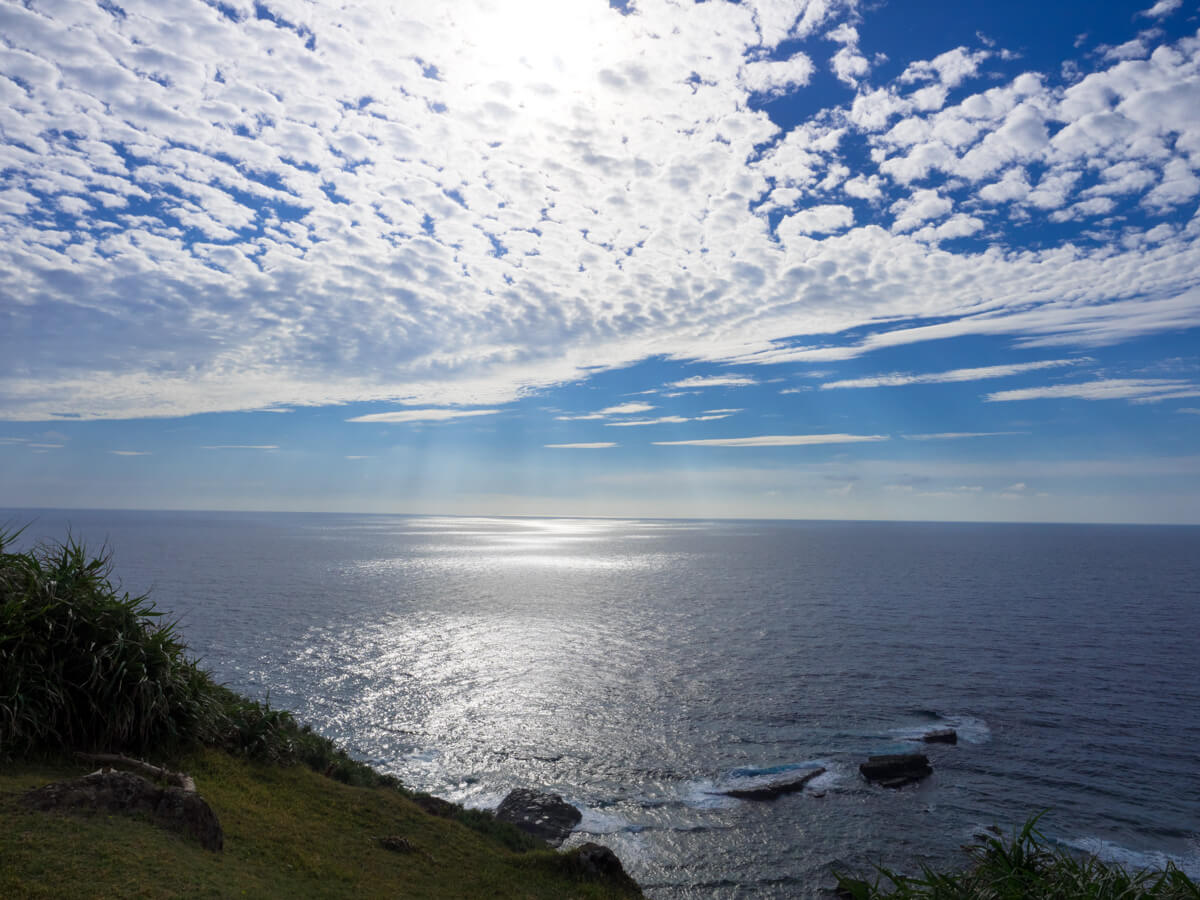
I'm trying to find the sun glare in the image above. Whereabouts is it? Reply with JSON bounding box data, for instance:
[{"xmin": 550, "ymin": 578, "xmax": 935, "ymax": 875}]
[{"xmin": 445, "ymin": 0, "xmax": 627, "ymax": 99}]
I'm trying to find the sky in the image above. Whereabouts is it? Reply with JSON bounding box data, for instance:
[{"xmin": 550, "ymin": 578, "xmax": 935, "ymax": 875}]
[{"xmin": 2, "ymin": 0, "xmax": 1200, "ymax": 523}]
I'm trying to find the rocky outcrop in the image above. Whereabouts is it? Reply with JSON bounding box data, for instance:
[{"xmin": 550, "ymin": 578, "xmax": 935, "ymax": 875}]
[
  {"xmin": 411, "ymin": 792, "xmax": 458, "ymax": 818},
  {"xmin": 722, "ymin": 767, "xmax": 826, "ymax": 800},
  {"xmin": 495, "ymin": 788, "xmax": 582, "ymax": 847},
  {"xmin": 922, "ymin": 728, "xmax": 957, "ymax": 744},
  {"xmin": 568, "ymin": 842, "xmax": 643, "ymax": 894},
  {"xmin": 859, "ymin": 753, "xmax": 932, "ymax": 788},
  {"xmin": 22, "ymin": 770, "xmax": 223, "ymax": 851}
]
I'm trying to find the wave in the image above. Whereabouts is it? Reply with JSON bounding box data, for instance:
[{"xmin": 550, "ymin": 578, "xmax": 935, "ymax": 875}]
[
  {"xmin": 572, "ymin": 802, "xmax": 646, "ymax": 836},
  {"xmin": 1060, "ymin": 836, "xmax": 1200, "ymax": 879},
  {"xmin": 889, "ymin": 713, "xmax": 991, "ymax": 744}
]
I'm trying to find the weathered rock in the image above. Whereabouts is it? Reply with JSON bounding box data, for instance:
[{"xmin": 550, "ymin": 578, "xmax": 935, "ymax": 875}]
[
  {"xmin": 411, "ymin": 792, "xmax": 458, "ymax": 818},
  {"xmin": 495, "ymin": 788, "xmax": 581, "ymax": 847},
  {"xmin": 922, "ymin": 728, "xmax": 957, "ymax": 744},
  {"xmin": 722, "ymin": 767, "xmax": 826, "ymax": 800},
  {"xmin": 568, "ymin": 842, "xmax": 642, "ymax": 893},
  {"xmin": 859, "ymin": 753, "xmax": 932, "ymax": 788},
  {"xmin": 22, "ymin": 770, "xmax": 223, "ymax": 851}
]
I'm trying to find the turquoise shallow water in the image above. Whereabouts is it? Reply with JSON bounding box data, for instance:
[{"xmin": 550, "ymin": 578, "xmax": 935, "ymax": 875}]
[{"xmin": 7, "ymin": 509, "xmax": 1200, "ymax": 897}]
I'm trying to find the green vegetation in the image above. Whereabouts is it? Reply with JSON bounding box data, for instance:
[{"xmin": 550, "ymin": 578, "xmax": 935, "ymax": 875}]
[
  {"xmin": 835, "ymin": 815, "xmax": 1200, "ymax": 900},
  {"xmin": 0, "ymin": 530, "xmax": 640, "ymax": 898},
  {"xmin": 0, "ymin": 750, "xmax": 638, "ymax": 898}
]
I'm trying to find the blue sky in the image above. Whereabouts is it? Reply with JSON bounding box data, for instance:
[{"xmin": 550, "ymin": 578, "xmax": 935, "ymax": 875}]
[{"xmin": 2, "ymin": 0, "xmax": 1199, "ymax": 522}]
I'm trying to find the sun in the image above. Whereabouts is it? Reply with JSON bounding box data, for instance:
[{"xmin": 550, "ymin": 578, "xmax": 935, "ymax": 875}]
[{"xmin": 440, "ymin": 0, "xmax": 628, "ymax": 97}]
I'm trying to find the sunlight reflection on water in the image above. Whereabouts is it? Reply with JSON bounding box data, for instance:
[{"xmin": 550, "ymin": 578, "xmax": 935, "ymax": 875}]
[{"xmin": 13, "ymin": 509, "xmax": 1199, "ymax": 899}]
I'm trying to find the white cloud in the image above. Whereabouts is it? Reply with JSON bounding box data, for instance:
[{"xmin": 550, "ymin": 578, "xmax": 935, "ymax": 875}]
[
  {"xmin": 346, "ymin": 409, "xmax": 499, "ymax": 423},
  {"xmin": 0, "ymin": 0, "xmax": 1198, "ymax": 424},
  {"xmin": 843, "ymin": 174, "xmax": 885, "ymax": 200},
  {"xmin": 986, "ymin": 378, "xmax": 1200, "ymax": 403},
  {"xmin": 109, "ymin": 449, "xmax": 151, "ymax": 456},
  {"xmin": 742, "ymin": 54, "xmax": 816, "ymax": 96},
  {"xmin": 653, "ymin": 433, "xmax": 890, "ymax": 447},
  {"xmin": 1177, "ymin": 407, "xmax": 1200, "ymax": 414},
  {"xmin": 544, "ymin": 442, "xmax": 617, "ymax": 448},
  {"xmin": 827, "ymin": 24, "xmax": 870, "ymax": 88},
  {"xmin": 778, "ymin": 203, "xmax": 855, "ymax": 236},
  {"xmin": 822, "ymin": 358, "xmax": 1079, "ymax": 389},
  {"xmin": 899, "ymin": 47, "xmax": 991, "ymax": 89},
  {"xmin": 599, "ymin": 402, "xmax": 657, "ymax": 415},
  {"xmin": 201, "ymin": 444, "xmax": 280, "ymax": 450},
  {"xmin": 669, "ymin": 375, "xmax": 758, "ymax": 389},
  {"xmin": 606, "ymin": 416, "xmax": 692, "ymax": 427},
  {"xmin": 890, "ymin": 189, "xmax": 952, "ymax": 232},
  {"xmin": 1138, "ymin": 0, "xmax": 1181, "ymax": 18}
]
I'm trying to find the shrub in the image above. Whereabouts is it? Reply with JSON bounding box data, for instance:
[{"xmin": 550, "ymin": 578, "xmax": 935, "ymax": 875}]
[
  {"xmin": 0, "ymin": 530, "xmax": 220, "ymax": 755},
  {"xmin": 0, "ymin": 528, "xmax": 405, "ymax": 791},
  {"xmin": 834, "ymin": 814, "xmax": 1200, "ymax": 899}
]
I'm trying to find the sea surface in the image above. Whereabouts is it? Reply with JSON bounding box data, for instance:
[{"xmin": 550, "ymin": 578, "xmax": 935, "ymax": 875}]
[{"xmin": 5, "ymin": 509, "xmax": 1199, "ymax": 897}]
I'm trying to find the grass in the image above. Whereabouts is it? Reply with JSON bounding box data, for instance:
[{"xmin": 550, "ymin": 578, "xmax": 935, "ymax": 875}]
[
  {"xmin": 835, "ymin": 814, "xmax": 1200, "ymax": 899},
  {"xmin": 0, "ymin": 530, "xmax": 642, "ymax": 897},
  {"xmin": 0, "ymin": 749, "xmax": 640, "ymax": 898}
]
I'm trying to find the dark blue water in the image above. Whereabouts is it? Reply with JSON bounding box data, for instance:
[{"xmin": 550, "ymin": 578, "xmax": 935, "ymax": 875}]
[{"xmin": 5, "ymin": 509, "xmax": 1199, "ymax": 896}]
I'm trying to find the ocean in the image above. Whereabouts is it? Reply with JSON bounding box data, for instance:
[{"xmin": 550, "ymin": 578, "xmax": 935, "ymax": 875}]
[{"xmin": 5, "ymin": 509, "xmax": 1199, "ymax": 897}]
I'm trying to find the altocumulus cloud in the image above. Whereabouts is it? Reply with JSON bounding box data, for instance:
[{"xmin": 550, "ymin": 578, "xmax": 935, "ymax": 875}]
[{"xmin": 1, "ymin": 0, "xmax": 1199, "ymax": 421}]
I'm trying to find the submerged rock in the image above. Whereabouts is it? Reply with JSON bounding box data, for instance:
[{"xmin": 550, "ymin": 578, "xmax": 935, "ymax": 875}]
[
  {"xmin": 495, "ymin": 788, "xmax": 581, "ymax": 846},
  {"xmin": 859, "ymin": 753, "xmax": 932, "ymax": 788},
  {"xmin": 922, "ymin": 728, "xmax": 958, "ymax": 744},
  {"xmin": 722, "ymin": 767, "xmax": 826, "ymax": 800},
  {"xmin": 22, "ymin": 770, "xmax": 223, "ymax": 851}
]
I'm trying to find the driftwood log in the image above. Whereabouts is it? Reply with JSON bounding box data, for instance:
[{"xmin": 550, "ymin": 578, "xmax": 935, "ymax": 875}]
[{"xmin": 74, "ymin": 752, "xmax": 197, "ymax": 792}]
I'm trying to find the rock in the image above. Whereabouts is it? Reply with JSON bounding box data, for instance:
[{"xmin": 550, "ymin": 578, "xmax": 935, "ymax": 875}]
[
  {"xmin": 495, "ymin": 788, "xmax": 581, "ymax": 847},
  {"xmin": 378, "ymin": 835, "xmax": 415, "ymax": 853},
  {"xmin": 22, "ymin": 770, "xmax": 223, "ymax": 851},
  {"xmin": 411, "ymin": 792, "xmax": 458, "ymax": 818},
  {"xmin": 859, "ymin": 753, "xmax": 932, "ymax": 788},
  {"xmin": 922, "ymin": 728, "xmax": 957, "ymax": 744},
  {"xmin": 568, "ymin": 842, "xmax": 642, "ymax": 893},
  {"xmin": 722, "ymin": 767, "xmax": 826, "ymax": 800}
]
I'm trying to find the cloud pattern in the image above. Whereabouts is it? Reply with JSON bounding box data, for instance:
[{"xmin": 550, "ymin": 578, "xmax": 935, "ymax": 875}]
[{"xmin": 1, "ymin": 0, "xmax": 1199, "ymax": 420}]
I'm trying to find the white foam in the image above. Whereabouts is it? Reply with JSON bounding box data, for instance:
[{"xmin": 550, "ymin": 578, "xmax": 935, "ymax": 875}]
[
  {"xmin": 889, "ymin": 714, "xmax": 991, "ymax": 744},
  {"xmin": 803, "ymin": 761, "xmax": 848, "ymax": 792},
  {"xmin": 1064, "ymin": 836, "xmax": 1200, "ymax": 879},
  {"xmin": 450, "ymin": 788, "xmax": 506, "ymax": 810},
  {"xmin": 679, "ymin": 778, "xmax": 739, "ymax": 810},
  {"xmin": 572, "ymin": 803, "xmax": 644, "ymax": 836},
  {"xmin": 944, "ymin": 715, "xmax": 991, "ymax": 744}
]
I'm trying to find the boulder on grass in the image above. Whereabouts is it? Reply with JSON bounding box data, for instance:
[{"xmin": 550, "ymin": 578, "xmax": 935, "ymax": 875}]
[
  {"xmin": 495, "ymin": 788, "xmax": 581, "ymax": 847},
  {"xmin": 22, "ymin": 770, "xmax": 223, "ymax": 851},
  {"xmin": 859, "ymin": 753, "xmax": 932, "ymax": 788}
]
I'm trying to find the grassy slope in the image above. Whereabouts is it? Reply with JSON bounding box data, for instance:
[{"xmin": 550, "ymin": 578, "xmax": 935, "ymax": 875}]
[{"xmin": 0, "ymin": 749, "xmax": 641, "ymax": 899}]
